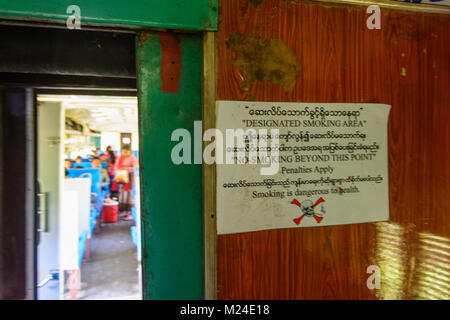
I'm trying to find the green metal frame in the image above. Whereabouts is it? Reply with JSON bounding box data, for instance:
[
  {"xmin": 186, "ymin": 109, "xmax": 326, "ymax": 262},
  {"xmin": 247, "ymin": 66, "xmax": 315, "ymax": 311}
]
[
  {"xmin": 136, "ymin": 32, "xmax": 203, "ymax": 299},
  {"xmin": 0, "ymin": 0, "xmax": 217, "ymax": 31}
]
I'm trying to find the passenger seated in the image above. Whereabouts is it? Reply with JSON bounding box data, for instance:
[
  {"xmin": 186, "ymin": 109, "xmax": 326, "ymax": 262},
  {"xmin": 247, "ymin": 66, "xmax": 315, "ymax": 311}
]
[
  {"xmin": 92, "ymin": 157, "xmax": 110, "ymax": 190},
  {"xmin": 73, "ymin": 156, "xmax": 84, "ymax": 168},
  {"xmin": 64, "ymin": 159, "xmax": 73, "ymax": 177}
]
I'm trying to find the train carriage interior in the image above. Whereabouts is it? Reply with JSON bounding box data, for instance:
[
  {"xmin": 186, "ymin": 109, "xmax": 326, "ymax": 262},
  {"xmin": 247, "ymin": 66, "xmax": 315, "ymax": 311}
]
[{"xmin": 36, "ymin": 94, "xmax": 142, "ymax": 300}]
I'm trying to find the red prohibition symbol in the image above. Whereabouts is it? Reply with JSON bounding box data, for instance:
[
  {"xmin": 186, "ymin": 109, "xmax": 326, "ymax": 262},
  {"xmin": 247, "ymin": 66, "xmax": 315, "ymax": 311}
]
[{"xmin": 291, "ymin": 197, "xmax": 325, "ymax": 225}]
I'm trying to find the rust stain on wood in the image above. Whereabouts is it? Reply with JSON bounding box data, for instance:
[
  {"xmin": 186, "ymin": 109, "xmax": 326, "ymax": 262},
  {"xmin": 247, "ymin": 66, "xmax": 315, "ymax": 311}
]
[
  {"xmin": 385, "ymin": 15, "xmax": 433, "ymax": 41},
  {"xmin": 225, "ymin": 32, "xmax": 300, "ymax": 92},
  {"xmin": 248, "ymin": 0, "xmax": 265, "ymax": 6}
]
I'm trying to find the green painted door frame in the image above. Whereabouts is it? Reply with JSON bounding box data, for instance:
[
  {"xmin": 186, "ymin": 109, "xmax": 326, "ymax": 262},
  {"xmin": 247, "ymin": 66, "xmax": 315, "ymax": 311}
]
[
  {"xmin": 136, "ymin": 32, "xmax": 204, "ymax": 299},
  {"xmin": 0, "ymin": 0, "xmax": 217, "ymax": 31}
]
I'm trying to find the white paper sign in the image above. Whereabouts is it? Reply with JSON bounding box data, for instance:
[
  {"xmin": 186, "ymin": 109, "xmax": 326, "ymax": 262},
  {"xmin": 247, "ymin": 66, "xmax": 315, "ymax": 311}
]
[{"xmin": 216, "ymin": 101, "xmax": 391, "ymax": 235}]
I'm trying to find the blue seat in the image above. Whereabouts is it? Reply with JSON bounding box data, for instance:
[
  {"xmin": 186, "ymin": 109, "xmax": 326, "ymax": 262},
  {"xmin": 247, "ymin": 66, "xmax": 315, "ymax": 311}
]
[
  {"xmin": 102, "ymin": 185, "xmax": 110, "ymax": 201},
  {"xmin": 78, "ymin": 230, "xmax": 88, "ymax": 266},
  {"xmin": 130, "ymin": 226, "xmax": 140, "ymax": 260},
  {"xmin": 131, "ymin": 168, "xmax": 139, "ymax": 200},
  {"xmin": 72, "ymin": 162, "xmax": 92, "ymax": 168},
  {"xmin": 135, "ymin": 167, "xmax": 140, "ymax": 178},
  {"xmin": 130, "ymin": 226, "xmax": 137, "ymax": 247},
  {"xmin": 67, "ymin": 168, "xmax": 100, "ymax": 192},
  {"xmin": 90, "ymin": 209, "xmax": 98, "ymax": 234},
  {"xmin": 91, "ymin": 208, "xmax": 100, "ymax": 219}
]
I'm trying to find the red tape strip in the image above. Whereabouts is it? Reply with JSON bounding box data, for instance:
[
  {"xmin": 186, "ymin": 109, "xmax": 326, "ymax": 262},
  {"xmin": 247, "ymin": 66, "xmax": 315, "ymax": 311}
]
[{"xmin": 159, "ymin": 33, "xmax": 181, "ymax": 93}]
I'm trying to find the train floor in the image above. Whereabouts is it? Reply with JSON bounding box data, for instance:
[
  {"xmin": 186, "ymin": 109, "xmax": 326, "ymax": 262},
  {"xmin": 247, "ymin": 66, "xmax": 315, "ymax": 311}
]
[{"xmin": 67, "ymin": 219, "xmax": 141, "ymax": 300}]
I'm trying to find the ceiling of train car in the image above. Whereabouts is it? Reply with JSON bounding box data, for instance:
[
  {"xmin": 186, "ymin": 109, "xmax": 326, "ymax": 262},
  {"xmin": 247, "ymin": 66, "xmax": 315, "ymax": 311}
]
[{"xmin": 37, "ymin": 95, "xmax": 138, "ymax": 132}]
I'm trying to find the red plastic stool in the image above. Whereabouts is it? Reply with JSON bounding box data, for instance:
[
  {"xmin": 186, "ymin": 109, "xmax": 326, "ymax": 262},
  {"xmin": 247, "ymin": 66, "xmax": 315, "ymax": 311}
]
[{"xmin": 101, "ymin": 201, "xmax": 119, "ymax": 223}]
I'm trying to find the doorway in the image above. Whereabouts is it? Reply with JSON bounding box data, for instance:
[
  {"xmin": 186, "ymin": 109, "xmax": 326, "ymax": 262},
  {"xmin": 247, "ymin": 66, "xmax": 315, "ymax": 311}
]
[
  {"xmin": 0, "ymin": 24, "xmax": 204, "ymax": 300},
  {"xmin": 36, "ymin": 94, "xmax": 142, "ymax": 300}
]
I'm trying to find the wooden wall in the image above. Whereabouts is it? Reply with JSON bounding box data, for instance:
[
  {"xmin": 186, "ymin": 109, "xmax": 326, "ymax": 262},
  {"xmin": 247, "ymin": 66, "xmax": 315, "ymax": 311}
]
[{"xmin": 216, "ymin": 0, "xmax": 450, "ymax": 299}]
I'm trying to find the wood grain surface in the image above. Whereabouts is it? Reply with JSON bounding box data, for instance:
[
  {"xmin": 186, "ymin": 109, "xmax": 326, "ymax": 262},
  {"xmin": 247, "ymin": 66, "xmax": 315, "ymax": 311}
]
[{"xmin": 216, "ymin": 0, "xmax": 450, "ymax": 299}]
